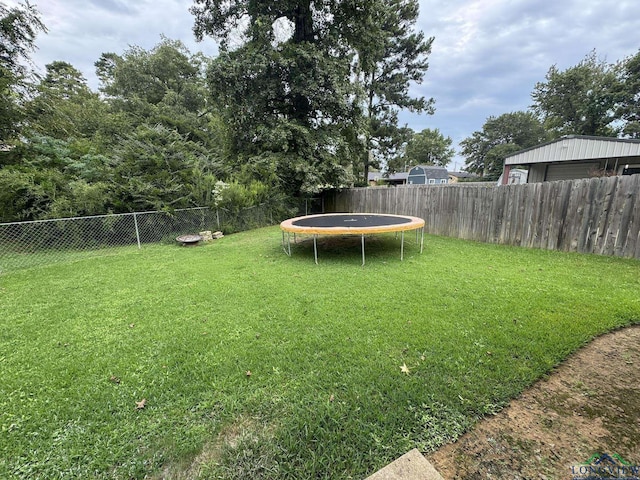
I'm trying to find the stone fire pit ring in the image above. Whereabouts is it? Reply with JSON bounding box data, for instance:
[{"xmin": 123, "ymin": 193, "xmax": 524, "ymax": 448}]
[{"xmin": 176, "ymin": 234, "xmax": 203, "ymax": 246}]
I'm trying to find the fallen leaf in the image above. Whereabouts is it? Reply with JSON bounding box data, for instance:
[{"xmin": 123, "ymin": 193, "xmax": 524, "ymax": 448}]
[
  {"xmin": 109, "ymin": 375, "xmax": 120, "ymax": 384},
  {"xmin": 420, "ymin": 355, "xmax": 426, "ymax": 361},
  {"xmin": 129, "ymin": 323, "xmax": 135, "ymax": 328},
  {"xmin": 400, "ymin": 363, "xmax": 410, "ymax": 375},
  {"xmin": 245, "ymin": 370, "xmax": 252, "ymax": 377},
  {"xmin": 135, "ymin": 398, "xmax": 146, "ymax": 409},
  {"xmin": 329, "ymin": 394, "xmax": 335, "ymax": 402}
]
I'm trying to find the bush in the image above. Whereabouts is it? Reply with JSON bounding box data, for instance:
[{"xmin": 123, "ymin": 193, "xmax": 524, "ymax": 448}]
[{"xmin": 212, "ymin": 180, "xmax": 297, "ymax": 234}]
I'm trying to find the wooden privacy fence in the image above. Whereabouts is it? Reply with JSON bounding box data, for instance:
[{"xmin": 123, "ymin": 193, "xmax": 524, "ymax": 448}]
[{"xmin": 325, "ymin": 175, "xmax": 640, "ymax": 259}]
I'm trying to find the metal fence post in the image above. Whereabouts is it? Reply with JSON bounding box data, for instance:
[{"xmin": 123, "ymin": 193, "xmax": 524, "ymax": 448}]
[
  {"xmin": 0, "ymin": 205, "xmax": 279, "ymax": 273},
  {"xmin": 133, "ymin": 212, "xmax": 141, "ymax": 249}
]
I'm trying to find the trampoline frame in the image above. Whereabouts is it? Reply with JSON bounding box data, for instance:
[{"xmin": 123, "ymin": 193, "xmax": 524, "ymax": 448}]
[{"xmin": 280, "ymin": 213, "xmax": 425, "ymax": 265}]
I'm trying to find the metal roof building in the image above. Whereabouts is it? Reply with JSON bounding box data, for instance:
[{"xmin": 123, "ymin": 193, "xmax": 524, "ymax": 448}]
[
  {"xmin": 503, "ymin": 135, "xmax": 640, "ymax": 184},
  {"xmin": 407, "ymin": 165, "xmax": 449, "ymax": 185}
]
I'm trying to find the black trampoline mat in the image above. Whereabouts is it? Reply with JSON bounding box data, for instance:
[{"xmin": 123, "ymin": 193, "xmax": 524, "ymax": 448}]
[{"xmin": 291, "ymin": 214, "xmax": 412, "ymax": 228}]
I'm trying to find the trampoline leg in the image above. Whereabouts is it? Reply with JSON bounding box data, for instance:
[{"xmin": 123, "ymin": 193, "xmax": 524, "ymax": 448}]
[
  {"xmin": 282, "ymin": 231, "xmax": 290, "ymax": 256},
  {"xmin": 313, "ymin": 235, "xmax": 318, "ymax": 265},
  {"xmin": 288, "ymin": 232, "xmax": 292, "ymax": 256},
  {"xmin": 420, "ymin": 227, "xmax": 424, "ymax": 253},
  {"xmin": 361, "ymin": 234, "xmax": 365, "ymax": 266},
  {"xmin": 401, "ymin": 231, "xmax": 404, "ymax": 261}
]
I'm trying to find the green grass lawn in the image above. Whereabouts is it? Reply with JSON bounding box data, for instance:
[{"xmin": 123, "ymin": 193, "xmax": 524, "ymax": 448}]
[{"xmin": 1, "ymin": 227, "xmax": 639, "ymax": 479}]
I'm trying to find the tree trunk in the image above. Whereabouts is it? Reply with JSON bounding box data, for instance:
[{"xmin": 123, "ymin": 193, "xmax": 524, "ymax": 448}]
[
  {"xmin": 292, "ymin": 1, "xmax": 313, "ymax": 43},
  {"xmin": 288, "ymin": 2, "xmax": 314, "ymax": 123},
  {"xmin": 363, "ymin": 72, "xmax": 375, "ymax": 182}
]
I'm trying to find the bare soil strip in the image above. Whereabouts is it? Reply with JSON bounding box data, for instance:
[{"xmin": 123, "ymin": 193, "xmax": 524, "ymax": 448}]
[{"xmin": 428, "ymin": 324, "xmax": 640, "ymax": 479}]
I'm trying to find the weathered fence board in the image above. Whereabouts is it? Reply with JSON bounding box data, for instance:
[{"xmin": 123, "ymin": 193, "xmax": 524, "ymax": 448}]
[{"xmin": 325, "ymin": 176, "xmax": 640, "ymax": 259}]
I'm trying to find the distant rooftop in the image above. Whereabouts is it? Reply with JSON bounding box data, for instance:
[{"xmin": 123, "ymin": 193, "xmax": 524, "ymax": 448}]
[
  {"xmin": 368, "ymin": 171, "xmax": 409, "ymax": 182},
  {"xmin": 448, "ymin": 171, "xmax": 477, "ymax": 178}
]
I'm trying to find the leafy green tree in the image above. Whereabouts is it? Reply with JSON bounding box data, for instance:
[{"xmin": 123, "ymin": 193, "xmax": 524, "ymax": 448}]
[
  {"xmin": 192, "ymin": 0, "xmax": 434, "ymax": 192},
  {"xmin": 531, "ymin": 51, "xmax": 620, "ymax": 137},
  {"xmin": 387, "ymin": 127, "xmax": 453, "ymax": 172},
  {"xmin": 616, "ymin": 50, "xmax": 640, "ymax": 138},
  {"xmin": 0, "ymin": 1, "xmax": 46, "ymax": 143},
  {"xmin": 461, "ymin": 111, "xmax": 548, "ymax": 180},
  {"xmin": 109, "ymin": 124, "xmax": 211, "ymax": 212},
  {"xmin": 92, "ymin": 39, "xmax": 227, "ymax": 212},
  {"xmin": 25, "ymin": 61, "xmax": 106, "ymax": 140},
  {"xmin": 0, "ymin": 166, "xmax": 63, "ymax": 221},
  {"xmin": 0, "ymin": 135, "xmax": 114, "ymax": 221},
  {"xmin": 347, "ymin": 0, "xmax": 434, "ymax": 180},
  {"xmin": 193, "ymin": 0, "xmax": 408, "ymax": 195},
  {"xmin": 98, "ymin": 38, "xmax": 203, "ymax": 106},
  {"xmin": 95, "ymin": 37, "xmax": 209, "ymax": 142},
  {"xmin": 96, "ymin": 38, "xmax": 224, "ymax": 152}
]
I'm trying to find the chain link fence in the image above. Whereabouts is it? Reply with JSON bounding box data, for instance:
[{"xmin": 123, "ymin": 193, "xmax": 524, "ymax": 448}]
[{"xmin": 0, "ymin": 205, "xmax": 281, "ymax": 274}]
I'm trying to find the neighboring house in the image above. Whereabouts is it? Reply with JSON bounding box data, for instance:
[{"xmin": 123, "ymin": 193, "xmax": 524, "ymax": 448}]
[
  {"xmin": 407, "ymin": 165, "xmax": 449, "ymax": 185},
  {"xmin": 502, "ymin": 135, "xmax": 640, "ymax": 185},
  {"xmin": 448, "ymin": 171, "xmax": 479, "ymax": 183},
  {"xmin": 367, "ymin": 171, "xmax": 408, "ymax": 186}
]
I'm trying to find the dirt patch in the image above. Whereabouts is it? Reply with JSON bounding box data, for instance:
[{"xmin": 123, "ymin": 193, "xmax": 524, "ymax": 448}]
[
  {"xmin": 428, "ymin": 324, "xmax": 640, "ymax": 479},
  {"xmin": 155, "ymin": 415, "xmax": 276, "ymax": 480}
]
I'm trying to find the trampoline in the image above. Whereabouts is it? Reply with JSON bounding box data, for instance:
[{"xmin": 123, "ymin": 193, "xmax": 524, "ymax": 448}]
[{"xmin": 280, "ymin": 213, "xmax": 425, "ymax": 265}]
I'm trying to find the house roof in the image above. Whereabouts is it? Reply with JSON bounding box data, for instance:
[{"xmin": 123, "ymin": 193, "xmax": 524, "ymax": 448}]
[
  {"xmin": 448, "ymin": 171, "xmax": 477, "ymax": 178},
  {"xmin": 368, "ymin": 172, "xmax": 408, "ymax": 182},
  {"xmin": 408, "ymin": 165, "xmax": 449, "ymax": 179},
  {"xmin": 505, "ymin": 135, "xmax": 640, "ymax": 166}
]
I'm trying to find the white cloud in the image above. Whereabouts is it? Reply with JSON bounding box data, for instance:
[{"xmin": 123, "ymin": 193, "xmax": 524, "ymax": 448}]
[
  {"xmin": 21, "ymin": 0, "xmax": 218, "ymax": 88},
  {"xmin": 403, "ymin": 0, "xmax": 640, "ymax": 166}
]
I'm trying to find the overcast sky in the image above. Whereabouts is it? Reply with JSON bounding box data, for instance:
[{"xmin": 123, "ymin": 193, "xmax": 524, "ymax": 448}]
[{"xmin": 9, "ymin": 0, "xmax": 640, "ymax": 170}]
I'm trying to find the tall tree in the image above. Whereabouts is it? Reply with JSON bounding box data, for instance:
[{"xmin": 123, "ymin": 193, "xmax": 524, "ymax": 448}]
[
  {"xmin": 92, "ymin": 40, "xmax": 228, "ymax": 213},
  {"xmin": 347, "ymin": 0, "xmax": 434, "ymax": 181},
  {"xmin": 191, "ymin": 0, "xmax": 432, "ymax": 195},
  {"xmin": 96, "ymin": 38, "xmax": 223, "ymax": 152},
  {"xmin": 531, "ymin": 51, "xmax": 620, "ymax": 137},
  {"xmin": 405, "ymin": 128, "xmax": 453, "ymax": 168},
  {"xmin": 97, "ymin": 38, "xmax": 202, "ymax": 107},
  {"xmin": 616, "ymin": 50, "xmax": 640, "ymax": 138},
  {"xmin": 386, "ymin": 127, "xmax": 453, "ymax": 172},
  {"xmin": 25, "ymin": 61, "xmax": 106, "ymax": 140},
  {"xmin": 192, "ymin": 0, "xmax": 361, "ymax": 195},
  {"xmin": 0, "ymin": 1, "xmax": 46, "ymax": 143},
  {"xmin": 461, "ymin": 111, "xmax": 548, "ymax": 180}
]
